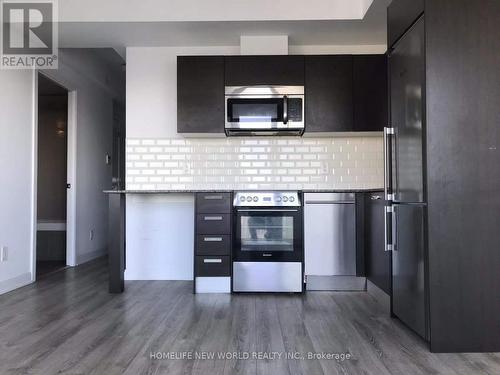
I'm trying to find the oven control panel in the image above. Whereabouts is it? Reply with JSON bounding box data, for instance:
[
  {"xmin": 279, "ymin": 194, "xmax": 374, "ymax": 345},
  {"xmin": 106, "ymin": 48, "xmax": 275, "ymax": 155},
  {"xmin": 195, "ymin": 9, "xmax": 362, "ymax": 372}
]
[{"xmin": 233, "ymin": 191, "xmax": 301, "ymax": 207}]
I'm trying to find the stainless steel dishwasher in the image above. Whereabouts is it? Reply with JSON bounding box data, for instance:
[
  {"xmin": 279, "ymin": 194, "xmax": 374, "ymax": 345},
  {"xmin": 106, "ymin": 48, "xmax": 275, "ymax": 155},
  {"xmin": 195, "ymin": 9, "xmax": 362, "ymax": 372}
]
[{"xmin": 304, "ymin": 193, "xmax": 365, "ymax": 291}]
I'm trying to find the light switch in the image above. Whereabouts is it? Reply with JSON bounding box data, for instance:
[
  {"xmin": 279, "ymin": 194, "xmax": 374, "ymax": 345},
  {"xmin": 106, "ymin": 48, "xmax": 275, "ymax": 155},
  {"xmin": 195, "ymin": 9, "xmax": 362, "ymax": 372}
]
[{"xmin": 1, "ymin": 246, "xmax": 8, "ymax": 262}]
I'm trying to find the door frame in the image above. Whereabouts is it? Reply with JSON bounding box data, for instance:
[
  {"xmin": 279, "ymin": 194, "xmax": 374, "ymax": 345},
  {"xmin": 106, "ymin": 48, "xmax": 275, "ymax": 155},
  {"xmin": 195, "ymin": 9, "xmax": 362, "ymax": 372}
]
[
  {"xmin": 66, "ymin": 90, "xmax": 77, "ymax": 266},
  {"xmin": 31, "ymin": 72, "xmax": 77, "ymax": 281}
]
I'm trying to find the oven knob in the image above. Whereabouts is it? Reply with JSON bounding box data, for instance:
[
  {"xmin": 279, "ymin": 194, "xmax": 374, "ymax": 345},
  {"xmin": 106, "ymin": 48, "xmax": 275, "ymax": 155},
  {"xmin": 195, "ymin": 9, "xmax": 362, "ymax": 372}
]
[
  {"xmin": 253, "ymin": 196, "xmax": 258, "ymax": 202},
  {"xmin": 246, "ymin": 196, "xmax": 252, "ymax": 202},
  {"xmin": 289, "ymin": 196, "xmax": 295, "ymax": 202},
  {"xmin": 240, "ymin": 196, "xmax": 246, "ymax": 202},
  {"xmin": 276, "ymin": 196, "xmax": 282, "ymax": 202},
  {"xmin": 282, "ymin": 196, "xmax": 288, "ymax": 202}
]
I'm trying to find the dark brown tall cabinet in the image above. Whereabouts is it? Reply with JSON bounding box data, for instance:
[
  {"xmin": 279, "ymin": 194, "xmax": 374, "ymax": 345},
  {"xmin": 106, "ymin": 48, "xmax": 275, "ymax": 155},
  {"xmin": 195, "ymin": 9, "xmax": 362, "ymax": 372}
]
[
  {"xmin": 353, "ymin": 55, "xmax": 388, "ymax": 132},
  {"xmin": 388, "ymin": 0, "xmax": 500, "ymax": 352}
]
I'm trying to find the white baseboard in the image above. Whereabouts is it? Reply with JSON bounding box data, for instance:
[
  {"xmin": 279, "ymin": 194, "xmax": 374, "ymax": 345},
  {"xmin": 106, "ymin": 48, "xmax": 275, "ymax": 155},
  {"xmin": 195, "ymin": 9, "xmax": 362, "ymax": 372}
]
[
  {"xmin": 366, "ymin": 279, "xmax": 391, "ymax": 314},
  {"xmin": 0, "ymin": 272, "xmax": 33, "ymax": 295},
  {"xmin": 76, "ymin": 248, "xmax": 107, "ymax": 265}
]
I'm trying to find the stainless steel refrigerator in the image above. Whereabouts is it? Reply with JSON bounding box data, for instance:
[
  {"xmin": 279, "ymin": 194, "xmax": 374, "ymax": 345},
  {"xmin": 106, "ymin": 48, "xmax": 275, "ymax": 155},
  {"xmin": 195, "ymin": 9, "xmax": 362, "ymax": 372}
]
[{"xmin": 385, "ymin": 17, "xmax": 429, "ymax": 341}]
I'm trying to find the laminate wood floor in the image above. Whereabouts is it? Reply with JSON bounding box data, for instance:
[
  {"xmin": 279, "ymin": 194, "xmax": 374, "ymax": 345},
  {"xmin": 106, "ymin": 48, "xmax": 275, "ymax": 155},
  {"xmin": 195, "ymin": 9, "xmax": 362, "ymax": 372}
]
[
  {"xmin": 36, "ymin": 261, "xmax": 67, "ymax": 278},
  {"xmin": 1, "ymin": 258, "xmax": 499, "ymax": 375}
]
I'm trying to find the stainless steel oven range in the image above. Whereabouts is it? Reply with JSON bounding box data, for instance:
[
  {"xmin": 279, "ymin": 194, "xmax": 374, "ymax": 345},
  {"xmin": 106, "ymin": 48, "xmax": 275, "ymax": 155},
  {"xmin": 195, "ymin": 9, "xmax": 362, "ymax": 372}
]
[{"xmin": 232, "ymin": 191, "xmax": 304, "ymax": 292}]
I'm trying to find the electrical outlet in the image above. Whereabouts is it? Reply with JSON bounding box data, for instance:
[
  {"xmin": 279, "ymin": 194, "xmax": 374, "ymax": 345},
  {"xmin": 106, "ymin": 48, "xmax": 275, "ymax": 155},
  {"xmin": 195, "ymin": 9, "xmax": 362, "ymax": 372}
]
[
  {"xmin": 1, "ymin": 246, "xmax": 8, "ymax": 262},
  {"xmin": 89, "ymin": 230, "xmax": 94, "ymax": 241}
]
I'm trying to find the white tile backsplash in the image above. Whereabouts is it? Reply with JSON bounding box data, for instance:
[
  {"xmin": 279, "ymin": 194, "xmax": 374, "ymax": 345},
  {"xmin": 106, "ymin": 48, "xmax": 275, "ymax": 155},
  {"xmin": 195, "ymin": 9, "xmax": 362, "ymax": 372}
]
[{"xmin": 126, "ymin": 137, "xmax": 384, "ymax": 190}]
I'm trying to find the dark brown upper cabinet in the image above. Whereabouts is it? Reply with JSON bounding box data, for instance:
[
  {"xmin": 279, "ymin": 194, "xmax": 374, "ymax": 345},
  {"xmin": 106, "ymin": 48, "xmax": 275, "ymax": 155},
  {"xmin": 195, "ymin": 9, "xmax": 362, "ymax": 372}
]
[
  {"xmin": 177, "ymin": 56, "xmax": 224, "ymax": 134},
  {"xmin": 353, "ymin": 54, "xmax": 388, "ymax": 132},
  {"xmin": 224, "ymin": 56, "xmax": 304, "ymax": 86},
  {"xmin": 305, "ymin": 55, "xmax": 353, "ymax": 132},
  {"xmin": 178, "ymin": 54, "xmax": 387, "ymax": 134}
]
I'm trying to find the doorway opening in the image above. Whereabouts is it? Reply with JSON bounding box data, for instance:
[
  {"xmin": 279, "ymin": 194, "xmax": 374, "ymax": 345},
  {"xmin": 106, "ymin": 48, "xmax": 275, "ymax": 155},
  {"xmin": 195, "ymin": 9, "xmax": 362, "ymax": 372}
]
[{"xmin": 36, "ymin": 74, "xmax": 69, "ymax": 278}]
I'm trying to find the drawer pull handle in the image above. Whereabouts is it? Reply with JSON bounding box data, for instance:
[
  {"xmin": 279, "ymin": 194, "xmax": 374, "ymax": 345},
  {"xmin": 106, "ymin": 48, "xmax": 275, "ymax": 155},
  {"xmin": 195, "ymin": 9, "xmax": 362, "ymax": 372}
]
[
  {"xmin": 204, "ymin": 237, "xmax": 223, "ymax": 242},
  {"xmin": 203, "ymin": 259, "xmax": 222, "ymax": 264},
  {"xmin": 204, "ymin": 195, "xmax": 223, "ymax": 200},
  {"xmin": 204, "ymin": 216, "xmax": 223, "ymax": 221},
  {"xmin": 371, "ymin": 195, "xmax": 382, "ymax": 200}
]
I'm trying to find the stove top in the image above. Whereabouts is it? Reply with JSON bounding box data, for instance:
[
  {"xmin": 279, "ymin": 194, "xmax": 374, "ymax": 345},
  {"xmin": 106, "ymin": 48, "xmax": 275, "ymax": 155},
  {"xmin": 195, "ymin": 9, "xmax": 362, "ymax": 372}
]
[{"xmin": 233, "ymin": 191, "xmax": 301, "ymax": 207}]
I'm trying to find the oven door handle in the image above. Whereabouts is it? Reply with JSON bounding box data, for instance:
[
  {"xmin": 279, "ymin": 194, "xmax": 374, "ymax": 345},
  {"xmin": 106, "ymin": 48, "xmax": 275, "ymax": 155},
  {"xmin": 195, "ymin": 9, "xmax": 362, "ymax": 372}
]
[
  {"xmin": 283, "ymin": 95, "xmax": 288, "ymax": 124},
  {"xmin": 236, "ymin": 209, "xmax": 299, "ymax": 212}
]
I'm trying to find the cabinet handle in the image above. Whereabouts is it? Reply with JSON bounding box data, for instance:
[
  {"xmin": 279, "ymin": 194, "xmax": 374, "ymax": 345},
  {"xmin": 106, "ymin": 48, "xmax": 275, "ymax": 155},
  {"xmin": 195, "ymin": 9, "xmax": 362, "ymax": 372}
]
[
  {"xmin": 204, "ymin": 216, "xmax": 223, "ymax": 221},
  {"xmin": 371, "ymin": 195, "xmax": 381, "ymax": 200},
  {"xmin": 203, "ymin": 258, "xmax": 222, "ymax": 264},
  {"xmin": 203, "ymin": 237, "xmax": 223, "ymax": 242},
  {"xmin": 204, "ymin": 195, "xmax": 223, "ymax": 200}
]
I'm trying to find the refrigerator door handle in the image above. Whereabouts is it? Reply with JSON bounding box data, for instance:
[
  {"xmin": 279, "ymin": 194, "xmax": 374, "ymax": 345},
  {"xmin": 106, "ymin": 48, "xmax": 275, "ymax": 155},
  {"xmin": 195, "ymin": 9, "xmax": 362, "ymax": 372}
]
[
  {"xmin": 385, "ymin": 205, "xmax": 394, "ymax": 251},
  {"xmin": 384, "ymin": 127, "xmax": 395, "ymax": 201},
  {"xmin": 391, "ymin": 205, "xmax": 398, "ymax": 252}
]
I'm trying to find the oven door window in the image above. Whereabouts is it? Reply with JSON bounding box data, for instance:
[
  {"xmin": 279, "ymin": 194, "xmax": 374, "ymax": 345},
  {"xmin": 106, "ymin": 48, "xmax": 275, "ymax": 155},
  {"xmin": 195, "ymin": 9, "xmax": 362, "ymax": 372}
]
[
  {"xmin": 227, "ymin": 98, "xmax": 284, "ymax": 123},
  {"xmin": 234, "ymin": 210, "xmax": 303, "ymax": 262},
  {"xmin": 241, "ymin": 216, "xmax": 294, "ymax": 252}
]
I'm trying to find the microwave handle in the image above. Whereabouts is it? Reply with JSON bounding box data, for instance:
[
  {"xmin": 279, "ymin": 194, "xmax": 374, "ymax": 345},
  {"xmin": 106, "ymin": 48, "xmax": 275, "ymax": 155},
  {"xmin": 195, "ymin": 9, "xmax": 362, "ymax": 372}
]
[{"xmin": 283, "ymin": 95, "xmax": 288, "ymax": 124}]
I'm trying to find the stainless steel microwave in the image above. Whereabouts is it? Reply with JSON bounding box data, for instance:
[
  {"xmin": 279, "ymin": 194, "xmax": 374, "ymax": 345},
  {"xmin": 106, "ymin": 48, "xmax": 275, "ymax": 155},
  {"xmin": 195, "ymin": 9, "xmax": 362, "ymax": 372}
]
[{"xmin": 225, "ymin": 85, "xmax": 305, "ymax": 136}]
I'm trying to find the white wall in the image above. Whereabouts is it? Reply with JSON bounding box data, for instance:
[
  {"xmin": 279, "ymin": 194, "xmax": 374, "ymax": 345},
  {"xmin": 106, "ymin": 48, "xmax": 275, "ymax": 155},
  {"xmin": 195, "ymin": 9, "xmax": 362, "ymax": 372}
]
[
  {"xmin": 42, "ymin": 49, "xmax": 121, "ymax": 265},
  {"xmin": 126, "ymin": 46, "xmax": 239, "ymax": 280},
  {"xmin": 0, "ymin": 50, "xmax": 122, "ymax": 295},
  {"xmin": 125, "ymin": 194, "xmax": 194, "ymax": 280},
  {"xmin": 0, "ymin": 70, "xmax": 36, "ymax": 294},
  {"xmin": 127, "ymin": 46, "xmax": 239, "ymax": 139},
  {"xmin": 240, "ymin": 36, "xmax": 289, "ymax": 55}
]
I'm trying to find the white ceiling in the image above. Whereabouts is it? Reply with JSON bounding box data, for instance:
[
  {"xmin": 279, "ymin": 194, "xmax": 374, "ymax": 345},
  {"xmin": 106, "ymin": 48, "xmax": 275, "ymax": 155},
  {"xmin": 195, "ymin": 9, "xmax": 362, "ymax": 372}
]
[
  {"xmin": 58, "ymin": 0, "xmax": 390, "ymax": 54},
  {"xmin": 60, "ymin": 0, "xmax": 375, "ymax": 22}
]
